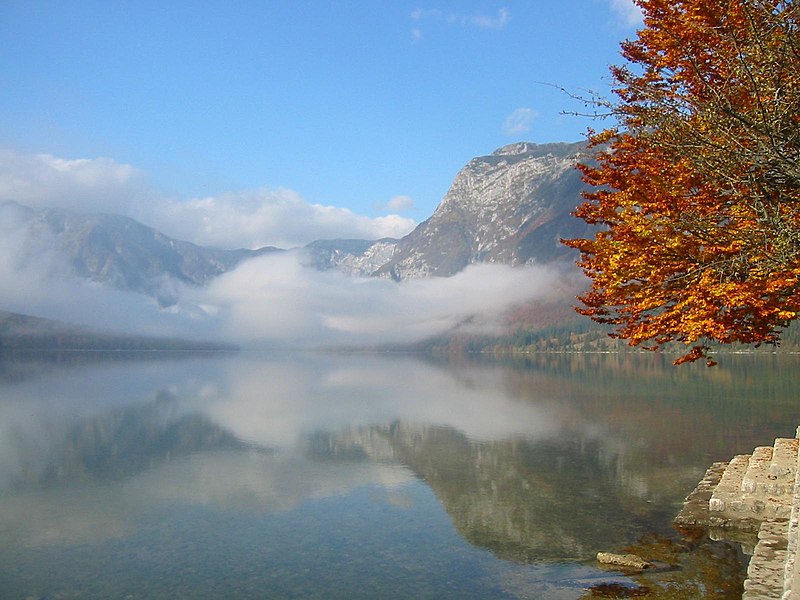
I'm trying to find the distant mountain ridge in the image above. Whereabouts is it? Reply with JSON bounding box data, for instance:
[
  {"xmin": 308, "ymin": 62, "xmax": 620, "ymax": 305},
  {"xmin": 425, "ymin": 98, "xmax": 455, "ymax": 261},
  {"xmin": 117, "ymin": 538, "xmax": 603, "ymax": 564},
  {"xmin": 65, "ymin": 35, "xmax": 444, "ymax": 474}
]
[
  {"xmin": 0, "ymin": 201, "xmax": 281, "ymax": 305},
  {"xmin": 0, "ymin": 309, "xmax": 237, "ymax": 351}
]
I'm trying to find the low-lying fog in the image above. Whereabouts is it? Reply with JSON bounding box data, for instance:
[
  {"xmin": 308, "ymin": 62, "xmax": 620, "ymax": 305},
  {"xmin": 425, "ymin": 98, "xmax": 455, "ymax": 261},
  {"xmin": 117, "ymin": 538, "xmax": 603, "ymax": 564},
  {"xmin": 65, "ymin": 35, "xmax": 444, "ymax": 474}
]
[{"xmin": 0, "ymin": 150, "xmax": 579, "ymax": 347}]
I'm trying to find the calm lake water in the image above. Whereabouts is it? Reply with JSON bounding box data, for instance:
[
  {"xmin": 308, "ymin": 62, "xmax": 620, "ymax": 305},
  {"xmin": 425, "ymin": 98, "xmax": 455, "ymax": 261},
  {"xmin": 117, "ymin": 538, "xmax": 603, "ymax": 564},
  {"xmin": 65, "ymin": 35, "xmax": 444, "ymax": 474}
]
[{"xmin": 1, "ymin": 350, "xmax": 799, "ymax": 599}]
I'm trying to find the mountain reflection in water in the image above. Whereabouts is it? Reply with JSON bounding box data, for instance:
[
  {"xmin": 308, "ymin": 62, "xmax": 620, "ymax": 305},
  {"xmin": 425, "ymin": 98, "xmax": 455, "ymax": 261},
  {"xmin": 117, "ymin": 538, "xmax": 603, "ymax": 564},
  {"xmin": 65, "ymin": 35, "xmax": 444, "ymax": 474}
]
[{"xmin": 0, "ymin": 350, "xmax": 796, "ymax": 598}]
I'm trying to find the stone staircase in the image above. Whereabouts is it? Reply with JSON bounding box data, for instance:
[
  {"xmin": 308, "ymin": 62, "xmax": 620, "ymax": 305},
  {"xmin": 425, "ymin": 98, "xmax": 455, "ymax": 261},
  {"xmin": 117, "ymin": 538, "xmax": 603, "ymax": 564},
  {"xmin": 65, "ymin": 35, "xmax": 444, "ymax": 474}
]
[{"xmin": 675, "ymin": 432, "xmax": 800, "ymax": 599}]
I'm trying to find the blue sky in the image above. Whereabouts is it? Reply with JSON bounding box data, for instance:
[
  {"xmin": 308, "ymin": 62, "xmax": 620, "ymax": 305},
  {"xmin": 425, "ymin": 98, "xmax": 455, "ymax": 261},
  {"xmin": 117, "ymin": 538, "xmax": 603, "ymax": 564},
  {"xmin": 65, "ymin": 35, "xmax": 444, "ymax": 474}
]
[{"xmin": 0, "ymin": 1, "xmax": 642, "ymax": 249}]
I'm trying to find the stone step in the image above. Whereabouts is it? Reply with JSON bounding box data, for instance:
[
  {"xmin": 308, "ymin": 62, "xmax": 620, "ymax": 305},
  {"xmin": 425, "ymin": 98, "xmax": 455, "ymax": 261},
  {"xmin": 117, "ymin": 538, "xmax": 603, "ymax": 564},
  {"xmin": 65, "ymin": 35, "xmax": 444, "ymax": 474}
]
[
  {"xmin": 785, "ymin": 518, "xmax": 800, "ymax": 600},
  {"xmin": 742, "ymin": 446, "xmax": 774, "ymax": 494},
  {"xmin": 710, "ymin": 454, "xmax": 750, "ymax": 514},
  {"xmin": 743, "ymin": 519, "xmax": 790, "ymax": 600},
  {"xmin": 768, "ymin": 438, "xmax": 799, "ymax": 492},
  {"xmin": 674, "ymin": 462, "xmax": 727, "ymax": 530},
  {"xmin": 676, "ymin": 427, "xmax": 800, "ymax": 599},
  {"xmin": 782, "ymin": 435, "xmax": 800, "ymax": 599},
  {"xmin": 737, "ymin": 442, "xmax": 797, "ymax": 521},
  {"xmin": 709, "ymin": 443, "xmax": 796, "ymax": 522}
]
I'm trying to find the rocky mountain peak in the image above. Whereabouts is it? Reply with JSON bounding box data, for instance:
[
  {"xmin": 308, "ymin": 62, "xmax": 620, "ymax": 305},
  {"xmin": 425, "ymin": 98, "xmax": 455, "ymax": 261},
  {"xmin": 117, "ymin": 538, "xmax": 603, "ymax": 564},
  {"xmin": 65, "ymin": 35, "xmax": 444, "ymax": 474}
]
[
  {"xmin": 491, "ymin": 141, "xmax": 540, "ymax": 156},
  {"xmin": 305, "ymin": 141, "xmax": 595, "ymax": 280},
  {"xmin": 369, "ymin": 141, "xmax": 593, "ymax": 279}
]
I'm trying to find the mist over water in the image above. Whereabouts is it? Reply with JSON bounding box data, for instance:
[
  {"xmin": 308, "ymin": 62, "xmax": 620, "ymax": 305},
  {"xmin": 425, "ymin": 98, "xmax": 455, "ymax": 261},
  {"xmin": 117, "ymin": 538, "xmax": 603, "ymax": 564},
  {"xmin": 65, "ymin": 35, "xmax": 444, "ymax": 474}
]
[
  {"xmin": 194, "ymin": 254, "xmax": 575, "ymax": 346},
  {"xmin": 0, "ymin": 200, "xmax": 575, "ymax": 345}
]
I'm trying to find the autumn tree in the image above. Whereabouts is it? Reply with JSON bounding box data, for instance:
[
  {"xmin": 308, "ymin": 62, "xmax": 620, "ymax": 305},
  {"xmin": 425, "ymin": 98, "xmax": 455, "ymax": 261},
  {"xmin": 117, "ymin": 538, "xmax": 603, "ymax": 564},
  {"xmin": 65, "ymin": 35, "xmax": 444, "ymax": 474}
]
[{"xmin": 564, "ymin": 0, "xmax": 800, "ymax": 364}]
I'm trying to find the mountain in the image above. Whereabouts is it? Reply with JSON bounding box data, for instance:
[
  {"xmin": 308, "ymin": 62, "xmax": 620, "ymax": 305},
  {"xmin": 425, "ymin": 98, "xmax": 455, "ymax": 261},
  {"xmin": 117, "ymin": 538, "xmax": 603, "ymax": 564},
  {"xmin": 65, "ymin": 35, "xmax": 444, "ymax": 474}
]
[
  {"xmin": 3, "ymin": 141, "xmax": 591, "ymax": 295},
  {"xmin": 0, "ymin": 201, "xmax": 280, "ymax": 305},
  {"xmin": 305, "ymin": 141, "xmax": 593, "ymax": 279},
  {"xmin": 0, "ymin": 309, "xmax": 238, "ymax": 351},
  {"xmin": 377, "ymin": 141, "xmax": 591, "ymax": 278},
  {"xmin": 302, "ymin": 238, "xmax": 399, "ymax": 276}
]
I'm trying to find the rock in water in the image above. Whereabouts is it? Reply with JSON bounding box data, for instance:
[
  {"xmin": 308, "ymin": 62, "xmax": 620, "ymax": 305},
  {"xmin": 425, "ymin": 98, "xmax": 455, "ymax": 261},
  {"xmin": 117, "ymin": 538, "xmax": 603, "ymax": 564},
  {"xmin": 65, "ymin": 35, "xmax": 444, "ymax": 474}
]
[{"xmin": 596, "ymin": 552, "xmax": 651, "ymax": 570}]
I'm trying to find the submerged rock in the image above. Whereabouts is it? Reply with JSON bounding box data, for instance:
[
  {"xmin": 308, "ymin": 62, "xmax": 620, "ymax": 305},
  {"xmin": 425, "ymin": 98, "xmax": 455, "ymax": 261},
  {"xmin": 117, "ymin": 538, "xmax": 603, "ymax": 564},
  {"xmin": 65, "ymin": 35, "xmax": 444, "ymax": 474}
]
[{"xmin": 596, "ymin": 552, "xmax": 651, "ymax": 570}]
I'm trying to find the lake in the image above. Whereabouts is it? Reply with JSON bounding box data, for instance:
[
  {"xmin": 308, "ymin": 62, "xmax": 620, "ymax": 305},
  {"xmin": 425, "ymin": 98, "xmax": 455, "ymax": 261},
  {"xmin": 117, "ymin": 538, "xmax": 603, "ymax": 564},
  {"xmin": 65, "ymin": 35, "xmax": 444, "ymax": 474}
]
[{"xmin": 0, "ymin": 350, "xmax": 798, "ymax": 599}]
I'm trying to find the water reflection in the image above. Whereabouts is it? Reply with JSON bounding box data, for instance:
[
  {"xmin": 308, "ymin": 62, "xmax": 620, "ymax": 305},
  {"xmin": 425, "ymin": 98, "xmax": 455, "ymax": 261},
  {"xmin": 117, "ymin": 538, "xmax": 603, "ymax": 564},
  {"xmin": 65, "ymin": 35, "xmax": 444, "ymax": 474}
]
[{"xmin": 0, "ymin": 351, "xmax": 796, "ymax": 597}]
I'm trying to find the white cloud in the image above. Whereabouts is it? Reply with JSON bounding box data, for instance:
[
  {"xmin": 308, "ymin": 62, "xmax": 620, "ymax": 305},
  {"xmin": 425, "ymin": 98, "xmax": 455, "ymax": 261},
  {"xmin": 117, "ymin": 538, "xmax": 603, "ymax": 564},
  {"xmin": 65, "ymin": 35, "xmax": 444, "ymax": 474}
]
[
  {"xmin": 608, "ymin": 0, "xmax": 643, "ymax": 27},
  {"xmin": 410, "ymin": 7, "xmax": 510, "ymax": 35},
  {"xmin": 468, "ymin": 7, "xmax": 510, "ymax": 29},
  {"xmin": 376, "ymin": 194, "xmax": 415, "ymax": 213},
  {"xmin": 0, "ymin": 150, "xmax": 146, "ymax": 215},
  {"xmin": 387, "ymin": 195, "xmax": 415, "ymax": 211},
  {"xmin": 150, "ymin": 189, "xmax": 416, "ymax": 250},
  {"xmin": 0, "ymin": 149, "xmax": 418, "ymax": 250},
  {"xmin": 411, "ymin": 8, "xmax": 441, "ymax": 21},
  {"xmin": 502, "ymin": 108, "xmax": 538, "ymax": 136}
]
